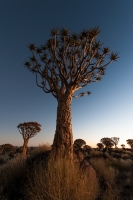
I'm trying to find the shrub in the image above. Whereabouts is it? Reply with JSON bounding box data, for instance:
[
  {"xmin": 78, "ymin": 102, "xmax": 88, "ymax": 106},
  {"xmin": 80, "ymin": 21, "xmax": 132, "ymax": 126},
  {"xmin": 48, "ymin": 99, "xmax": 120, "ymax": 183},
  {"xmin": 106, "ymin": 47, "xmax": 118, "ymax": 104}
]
[
  {"xmin": 8, "ymin": 152, "xmax": 15, "ymax": 158},
  {"xmin": 15, "ymin": 146, "xmax": 23, "ymax": 154},
  {"xmin": 111, "ymin": 152, "xmax": 122, "ymax": 159},
  {"xmin": 0, "ymin": 158, "xmax": 5, "ymax": 165},
  {"xmin": 1, "ymin": 144, "xmax": 14, "ymax": 153}
]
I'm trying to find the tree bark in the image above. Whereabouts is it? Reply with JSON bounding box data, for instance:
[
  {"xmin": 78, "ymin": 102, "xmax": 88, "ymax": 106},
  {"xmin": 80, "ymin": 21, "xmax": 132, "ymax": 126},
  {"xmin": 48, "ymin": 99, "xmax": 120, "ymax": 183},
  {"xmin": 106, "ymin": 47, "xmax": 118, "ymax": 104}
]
[
  {"xmin": 22, "ymin": 139, "xmax": 29, "ymax": 158},
  {"xmin": 51, "ymin": 92, "xmax": 73, "ymax": 161}
]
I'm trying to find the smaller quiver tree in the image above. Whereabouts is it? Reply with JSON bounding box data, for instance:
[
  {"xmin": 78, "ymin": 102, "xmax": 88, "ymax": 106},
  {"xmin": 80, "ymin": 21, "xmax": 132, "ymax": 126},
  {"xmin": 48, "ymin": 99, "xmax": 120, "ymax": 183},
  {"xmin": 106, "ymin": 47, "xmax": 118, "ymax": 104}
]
[
  {"xmin": 111, "ymin": 137, "xmax": 120, "ymax": 148},
  {"xmin": 100, "ymin": 137, "xmax": 115, "ymax": 152},
  {"xmin": 126, "ymin": 139, "xmax": 133, "ymax": 149},
  {"xmin": 73, "ymin": 139, "xmax": 86, "ymax": 151},
  {"xmin": 121, "ymin": 144, "xmax": 125, "ymax": 149},
  {"xmin": 17, "ymin": 122, "xmax": 41, "ymax": 157},
  {"xmin": 97, "ymin": 143, "xmax": 104, "ymax": 150}
]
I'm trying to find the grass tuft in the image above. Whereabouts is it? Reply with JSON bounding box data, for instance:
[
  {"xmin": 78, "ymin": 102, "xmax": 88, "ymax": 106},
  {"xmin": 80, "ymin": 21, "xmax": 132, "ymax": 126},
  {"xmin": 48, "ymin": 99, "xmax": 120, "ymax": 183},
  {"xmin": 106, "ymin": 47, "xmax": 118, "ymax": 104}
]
[{"xmin": 24, "ymin": 157, "xmax": 99, "ymax": 200}]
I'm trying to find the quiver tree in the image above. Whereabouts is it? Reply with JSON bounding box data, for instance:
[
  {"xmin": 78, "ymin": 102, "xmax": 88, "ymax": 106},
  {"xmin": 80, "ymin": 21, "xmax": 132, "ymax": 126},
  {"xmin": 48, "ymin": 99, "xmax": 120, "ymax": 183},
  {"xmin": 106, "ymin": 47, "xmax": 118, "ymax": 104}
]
[
  {"xmin": 24, "ymin": 27, "xmax": 118, "ymax": 161},
  {"xmin": 121, "ymin": 144, "xmax": 125, "ymax": 149},
  {"xmin": 97, "ymin": 142, "xmax": 104, "ymax": 150},
  {"xmin": 126, "ymin": 139, "xmax": 133, "ymax": 149},
  {"xmin": 17, "ymin": 122, "xmax": 41, "ymax": 157},
  {"xmin": 111, "ymin": 137, "xmax": 120, "ymax": 148},
  {"xmin": 100, "ymin": 137, "xmax": 115, "ymax": 152},
  {"xmin": 73, "ymin": 139, "xmax": 86, "ymax": 151}
]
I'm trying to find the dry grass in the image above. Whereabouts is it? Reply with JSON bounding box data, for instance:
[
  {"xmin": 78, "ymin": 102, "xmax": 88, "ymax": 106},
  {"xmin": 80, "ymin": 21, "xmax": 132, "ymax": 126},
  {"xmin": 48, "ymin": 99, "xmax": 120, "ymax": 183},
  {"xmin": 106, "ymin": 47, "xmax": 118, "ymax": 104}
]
[
  {"xmin": 89, "ymin": 158, "xmax": 116, "ymax": 185},
  {"xmin": 91, "ymin": 149, "xmax": 102, "ymax": 156},
  {"xmin": 89, "ymin": 158, "xmax": 120, "ymax": 199},
  {"xmin": 30, "ymin": 143, "xmax": 51, "ymax": 157},
  {"xmin": 89, "ymin": 156, "xmax": 133, "ymax": 199},
  {"xmin": 1, "ymin": 144, "xmax": 133, "ymax": 200},
  {"xmin": 0, "ymin": 155, "xmax": 27, "ymax": 200},
  {"xmin": 0, "ymin": 144, "xmax": 100, "ymax": 200},
  {"xmin": 110, "ymin": 158, "xmax": 133, "ymax": 171},
  {"xmin": 24, "ymin": 157, "xmax": 99, "ymax": 200}
]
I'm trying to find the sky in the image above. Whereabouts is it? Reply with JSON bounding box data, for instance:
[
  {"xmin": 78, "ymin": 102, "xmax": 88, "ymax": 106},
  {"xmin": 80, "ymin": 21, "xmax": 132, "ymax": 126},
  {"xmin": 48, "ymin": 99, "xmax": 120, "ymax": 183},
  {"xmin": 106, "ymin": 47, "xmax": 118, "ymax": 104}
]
[{"xmin": 0, "ymin": 0, "xmax": 133, "ymax": 148}]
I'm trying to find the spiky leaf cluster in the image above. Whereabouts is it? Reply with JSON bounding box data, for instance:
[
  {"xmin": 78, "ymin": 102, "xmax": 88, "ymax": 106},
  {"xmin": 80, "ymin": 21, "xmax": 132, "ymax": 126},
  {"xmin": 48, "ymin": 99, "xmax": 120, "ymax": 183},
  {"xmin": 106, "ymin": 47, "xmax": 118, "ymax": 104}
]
[
  {"xmin": 17, "ymin": 122, "xmax": 41, "ymax": 140},
  {"xmin": 24, "ymin": 27, "xmax": 119, "ymax": 99}
]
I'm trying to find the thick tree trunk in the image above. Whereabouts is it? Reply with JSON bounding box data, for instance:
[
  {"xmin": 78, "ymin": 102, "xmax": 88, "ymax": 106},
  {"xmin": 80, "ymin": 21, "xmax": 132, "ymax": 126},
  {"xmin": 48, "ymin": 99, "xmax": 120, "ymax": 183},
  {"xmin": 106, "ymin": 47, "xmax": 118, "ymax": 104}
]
[
  {"xmin": 22, "ymin": 139, "xmax": 29, "ymax": 158},
  {"xmin": 51, "ymin": 93, "xmax": 73, "ymax": 161}
]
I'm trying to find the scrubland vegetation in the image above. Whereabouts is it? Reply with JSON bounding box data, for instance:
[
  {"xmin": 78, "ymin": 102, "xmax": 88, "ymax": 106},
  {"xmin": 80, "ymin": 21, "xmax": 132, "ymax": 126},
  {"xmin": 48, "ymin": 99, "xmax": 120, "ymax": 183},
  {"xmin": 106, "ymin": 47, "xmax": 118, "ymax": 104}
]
[{"xmin": 0, "ymin": 143, "xmax": 133, "ymax": 200}]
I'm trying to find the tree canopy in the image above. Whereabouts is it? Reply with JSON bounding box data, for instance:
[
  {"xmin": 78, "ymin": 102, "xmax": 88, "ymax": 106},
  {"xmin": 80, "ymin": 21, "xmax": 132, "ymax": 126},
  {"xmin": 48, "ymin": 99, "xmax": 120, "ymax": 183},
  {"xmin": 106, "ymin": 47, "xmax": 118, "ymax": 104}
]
[
  {"xmin": 17, "ymin": 122, "xmax": 41, "ymax": 140},
  {"xmin": 74, "ymin": 139, "xmax": 86, "ymax": 149},
  {"xmin": 24, "ymin": 27, "xmax": 119, "ymax": 99},
  {"xmin": 17, "ymin": 122, "xmax": 41, "ymax": 157}
]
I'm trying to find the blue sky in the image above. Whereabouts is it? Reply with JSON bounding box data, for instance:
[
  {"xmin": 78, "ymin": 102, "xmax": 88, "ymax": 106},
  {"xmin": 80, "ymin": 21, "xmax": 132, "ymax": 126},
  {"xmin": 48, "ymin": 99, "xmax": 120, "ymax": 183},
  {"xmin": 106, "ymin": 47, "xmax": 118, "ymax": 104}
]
[{"xmin": 0, "ymin": 0, "xmax": 133, "ymax": 148}]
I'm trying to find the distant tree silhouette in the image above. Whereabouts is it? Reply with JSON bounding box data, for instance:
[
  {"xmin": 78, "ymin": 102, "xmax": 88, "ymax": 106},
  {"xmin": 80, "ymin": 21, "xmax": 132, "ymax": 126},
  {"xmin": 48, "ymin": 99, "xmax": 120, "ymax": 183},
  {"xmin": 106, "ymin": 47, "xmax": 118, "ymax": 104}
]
[
  {"xmin": 100, "ymin": 137, "xmax": 115, "ymax": 151},
  {"xmin": 121, "ymin": 144, "xmax": 125, "ymax": 149},
  {"xmin": 97, "ymin": 142, "xmax": 104, "ymax": 150},
  {"xmin": 17, "ymin": 122, "xmax": 41, "ymax": 157},
  {"xmin": 83, "ymin": 144, "xmax": 91, "ymax": 150},
  {"xmin": 111, "ymin": 137, "xmax": 120, "ymax": 148},
  {"xmin": 24, "ymin": 27, "xmax": 118, "ymax": 161},
  {"xmin": 126, "ymin": 139, "xmax": 133, "ymax": 149},
  {"xmin": 74, "ymin": 139, "xmax": 86, "ymax": 150},
  {"xmin": 0, "ymin": 144, "xmax": 14, "ymax": 154}
]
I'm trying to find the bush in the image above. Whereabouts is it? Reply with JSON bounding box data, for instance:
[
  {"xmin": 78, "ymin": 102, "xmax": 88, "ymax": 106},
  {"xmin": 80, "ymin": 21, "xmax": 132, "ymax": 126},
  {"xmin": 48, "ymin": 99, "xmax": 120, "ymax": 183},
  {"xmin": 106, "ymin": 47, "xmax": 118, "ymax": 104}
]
[
  {"xmin": 15, "ymin": 146, "xmax": 22, "ymax": 154},
  {"xmin": 0, "ymin": 158, "xmax": 5, "ymax": 165},
  {"xmin": 111, "ymin": 152, "xmax": 122, "ymax": 159},
  {"xmin": 8, "ymin": 152, "xmax": 15, "ymax": 158},
  {"xmin": 1, "ymin": 144, "xmax": 14, "ymax": 153}
]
